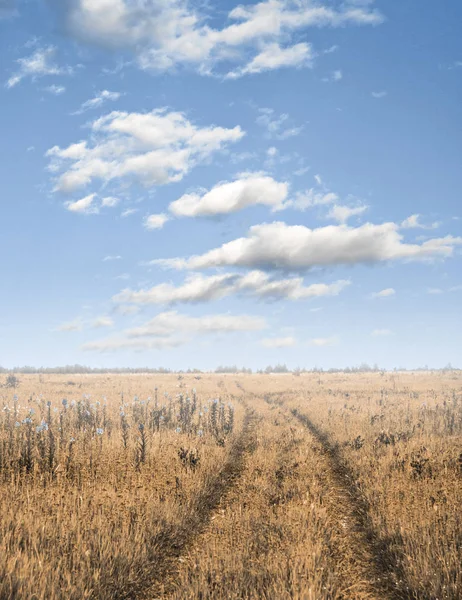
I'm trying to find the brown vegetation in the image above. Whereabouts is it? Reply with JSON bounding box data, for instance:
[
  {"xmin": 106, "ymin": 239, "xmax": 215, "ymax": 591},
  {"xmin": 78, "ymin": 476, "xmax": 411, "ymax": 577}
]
[{"xmin": 0, "ymin": 372, "xmax": 460, "ymax": 599}]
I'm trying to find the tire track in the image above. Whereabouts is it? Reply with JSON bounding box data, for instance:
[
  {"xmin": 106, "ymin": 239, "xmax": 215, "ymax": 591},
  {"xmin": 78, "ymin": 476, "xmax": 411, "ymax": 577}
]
[
  {"xmin": 291, "ymin": 408, "xmax": 421, "ymax": 600},
  {"xmin": 106, "ymin": 406, "xmax": 258, "ymax": 600}
]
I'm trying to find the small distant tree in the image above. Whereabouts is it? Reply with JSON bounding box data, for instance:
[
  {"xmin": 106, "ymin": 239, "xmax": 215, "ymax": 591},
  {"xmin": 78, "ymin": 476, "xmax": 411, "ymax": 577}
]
[{"xmin": 5, "ymin": 374, "xmax": 20, "ymax": 388}]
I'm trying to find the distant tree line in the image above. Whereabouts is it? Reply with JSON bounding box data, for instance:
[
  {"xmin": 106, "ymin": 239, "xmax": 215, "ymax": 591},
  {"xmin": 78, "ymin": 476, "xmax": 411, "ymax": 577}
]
[{"xmin": 0, "ymin": 362, "xmax": 459, "ymax": 377}]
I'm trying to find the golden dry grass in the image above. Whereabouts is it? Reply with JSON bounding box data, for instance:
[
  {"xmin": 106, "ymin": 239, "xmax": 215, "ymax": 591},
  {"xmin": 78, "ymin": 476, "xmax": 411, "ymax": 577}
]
[{"xmin": 0, "ymin": 372, "xmax": 460, "ymax": 599}]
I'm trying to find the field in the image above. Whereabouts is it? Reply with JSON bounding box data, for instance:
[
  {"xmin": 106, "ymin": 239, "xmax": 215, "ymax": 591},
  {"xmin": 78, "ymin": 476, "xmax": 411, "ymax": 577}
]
[{"xmin": 0, "ymin": 372, "xmax": 460, "ymax": 600}]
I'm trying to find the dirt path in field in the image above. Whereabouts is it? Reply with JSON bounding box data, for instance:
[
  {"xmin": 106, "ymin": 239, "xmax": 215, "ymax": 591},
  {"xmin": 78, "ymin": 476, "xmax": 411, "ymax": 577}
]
[
  {"xmin": 162, "ymin": 399, "xmax": 347, "ymax": 600},
  {"xmin": 121, "ymin": 405, "xmax": 258, "ymax": 600},
  {"xmin": 291, "ymin": 407, "xmax": 419, "ymax": 600}
]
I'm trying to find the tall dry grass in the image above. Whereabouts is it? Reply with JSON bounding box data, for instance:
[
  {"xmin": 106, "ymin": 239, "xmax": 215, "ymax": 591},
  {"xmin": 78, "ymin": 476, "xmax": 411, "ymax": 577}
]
[{"xmin": 0, "ymin": 372, "xmax": 460, "ymax": 599}]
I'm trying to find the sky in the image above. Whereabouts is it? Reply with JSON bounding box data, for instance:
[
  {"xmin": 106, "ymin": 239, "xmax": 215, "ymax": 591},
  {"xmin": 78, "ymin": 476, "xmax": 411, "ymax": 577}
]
[{"xmin": 0, "ymin": 0, "xmax": 461, "ymax": 371}]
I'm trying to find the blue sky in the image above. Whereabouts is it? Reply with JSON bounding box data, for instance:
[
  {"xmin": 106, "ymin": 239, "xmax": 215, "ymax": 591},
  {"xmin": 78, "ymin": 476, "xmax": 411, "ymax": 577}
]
[{"xmin": 0, "ymin": 0, "xmax": 461, "ymax": 370}]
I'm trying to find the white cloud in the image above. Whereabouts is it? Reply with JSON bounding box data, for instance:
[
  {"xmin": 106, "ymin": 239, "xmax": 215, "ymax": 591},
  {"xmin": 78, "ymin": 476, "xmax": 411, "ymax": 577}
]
[
  {"xmin": 371, "ymin": 328, "xmax": 392, "ymax": 336},
  {"xmin": 261, "ymin": 336, "xmax": 297, "ymax": 348},
  {"xmin": 101, "ymin": 196, "xmax": 120, "ymax": 207},
  {"xmin": 169, "ymin": 174, "xmax": 288, "ymax": 217},
  {"xmin": 82, "ymin": 336, "xmax": 183, "ymax": 353},
  {"xmin": 287, "ymin": 184, "xmax": 339, "ymax": 211},
  {"xmin": 44, "ymin": 84, "xmax": 66, "ymax": 95},
  {"xmin": 6, "ymin": 46, "xmax": 72, "ymax": 88},
  {"xmin": 400, "ymin": 214, "xmax": 441, "ymax": 230},
  {"xmin": 144, "ymin": 213, "xmax": 170, "ymax": 230},
  {"xmin": 103, "ymin": 255, "xmax": 122, "ymax": 261},
  {"xmin": 72, "ymin": 90, "xmax": 122, "ymax": 115},
  {"xmin": 371, "ymin": 288, "xmax": 396, "ymax": 299},
  {"xmin": 54, "ymin": 0, "xmax": 384, "ymax": 76},
  {"xmin": 57, "ymin": 318, "xmax": 83, "ymax": 332},
  {"xmin": 82, "ymin": 310, "xmax": 267, "ymax": 352},
  {"xmin": 323, "ymin": 69, "xmax": 343, "ymax": 82},
  {"xmin": 256, "ymin": 107, "xmax": 303, "ymax": 139},
  {"xmin": 113, "ymin": 272, "xmax": 351, "ymax": 305},
  {"xmin": 449, "ymin": 285, "xmax": 462, "ymax": 292},
  {"xmin": 121, "ymin": 208, "xmax": 138, "ymax": 217},
  {"xmin": 227, "ymin": 42, "xmax": 313, "ymax": 78},
  {"xmin": 371, "ymin": 91, "xmax": 387, "ymax": 98},
  {"xmin": 427, "ymin": 287, "xmax": 444, "ymax": 295},
  {"xmin": 127, "ymin": 311, "xmax": 266, "ymax": 338},
  {"xmin": 327, "ymin": 204, "xmax": 368, "ymax": 223},
  {"xmin": 309, "ymin": 336, "xmax": 338, "ymax": 347},
  {"xmin": 46, "ymin": 108, "xmax": 245, "ymax": 193},
  {"xmin": 65, "ymin": 193, "xmax": 99, "ymax": 214},
  {"xmin": 92, "ymin": 316, "xmax": 114, "ymax": 328},
  {"xmin": 155, "ymin": 222, "xmax": 462, "ymax": 272}
]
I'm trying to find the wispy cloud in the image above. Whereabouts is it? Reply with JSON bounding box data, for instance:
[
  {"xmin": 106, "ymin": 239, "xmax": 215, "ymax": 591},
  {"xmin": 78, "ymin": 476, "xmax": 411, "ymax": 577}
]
[
  {"xmin": 44, "ymin": 84, "xmax": 66, "ymax": 95},
  {"xmin": 72, "ymin": 90, "xmax": 122, "ymax": 115},
  {"xmin": 371, "ymin": 288, "xmax": 396, "ymax": 299},
  {"xmin": 103, "ymin": 255, "xmax": 122, "ymax": 262},
  {"xmin": 82, "ymin": 310, "xmax": 267, "ymax": 353},
  {"xmin": 261, "ymin": 336, "xmax": 297, "ymax": 348},
  {"xmin": 65, "ymin": 193, "xmax": 99, "ymax": 215},
  {"xmin": 227, "ymin": 42, "xmax": 313, "ymax": 79},
  {"xmin": 114, "ymin": 272, "xmax": 351, "ymax": 306},
  {"xmin": 57, "ymin": 318, "xmax": 84, "ymax": 332},
  {"xmin": 372, "ymin": 328, "xmax": 393, "ymax": 336},
  {"xmin": 91, "ymin": 316, "xmax": 114, "ymax": 328},
  {"xmin": 309, "ymin": 336, "xmax": 338, "ymax": 347},
  {"xmin": 401, "ymin": 214, "xmax": 441, "ymax": 230},
  {"xmin": 6, "ymin": 46, "xmax": 72, "ymax": 88},
  {"xmin": 322, "ymin": 69, "xmax": 343, "ymax": 82}
]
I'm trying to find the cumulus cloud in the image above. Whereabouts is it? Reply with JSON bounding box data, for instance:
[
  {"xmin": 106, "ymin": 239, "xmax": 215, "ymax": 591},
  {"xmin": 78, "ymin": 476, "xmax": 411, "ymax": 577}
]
[
  {"xmin": 46, "ymin": 108, "xmax": 244, "ymax": 193},
  {"xmin": 371, "ymin": 288, "xmax": 396, "ymax": 298},
  {"xmin": 113, "ymin": 272, "xmax": 351, "ymax": 305},
  {"xmin": 169, "ymin": 174, "xmax": 288, "ymax": 217},
  {"xmin": 6, "ymin": 46, "xmax": 72, "ymax": 88},
  {"xmin": 144, "ymin": 213, "xmax": 170, "ymax": 230},
  {"xmin": 72, "ymin": 90, "xmax": 122, "ymax": 115},
  {"xmin": 51, "ymin": 0, "xmax": 384, "ymax": 76},
  {"xmin": 82, "ymin": 310, "xmax": 267, "ymax": 352},
  {"xmin": 154, "ymin": 222, "xmax": 462, "ymax": 272},
  {"xmin": 261, "ymin": 336, "xmax": 297, "ymax": 348}
]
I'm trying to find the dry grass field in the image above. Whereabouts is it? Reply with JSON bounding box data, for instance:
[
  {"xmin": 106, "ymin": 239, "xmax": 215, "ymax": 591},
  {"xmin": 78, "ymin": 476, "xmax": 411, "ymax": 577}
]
[{"xmin": 0, "ymin": 372, "xmax": 460, "ymax": 599}]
